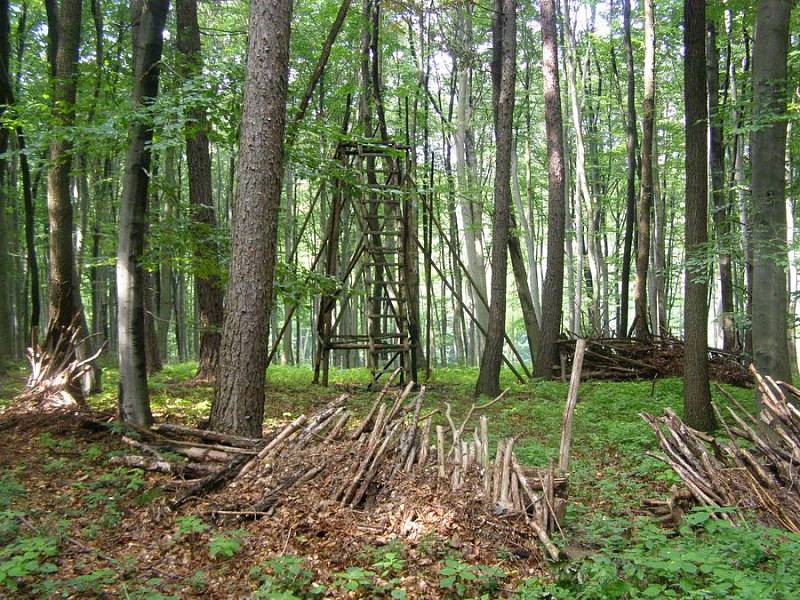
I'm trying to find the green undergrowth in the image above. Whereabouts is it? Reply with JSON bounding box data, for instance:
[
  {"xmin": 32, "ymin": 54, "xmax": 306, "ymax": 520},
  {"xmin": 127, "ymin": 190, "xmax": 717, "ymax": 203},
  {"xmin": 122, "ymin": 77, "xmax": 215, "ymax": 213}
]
[{"xmin": 3, "ymin": 362, "xmax": 790, "ymax": 598}]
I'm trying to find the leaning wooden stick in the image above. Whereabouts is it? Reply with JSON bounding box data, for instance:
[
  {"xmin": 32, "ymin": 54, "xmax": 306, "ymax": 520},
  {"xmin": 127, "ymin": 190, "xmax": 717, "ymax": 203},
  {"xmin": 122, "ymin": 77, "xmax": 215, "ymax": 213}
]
[{"xmin": 559, "ymin": 338, "xmax": 587, "ymax": 472}]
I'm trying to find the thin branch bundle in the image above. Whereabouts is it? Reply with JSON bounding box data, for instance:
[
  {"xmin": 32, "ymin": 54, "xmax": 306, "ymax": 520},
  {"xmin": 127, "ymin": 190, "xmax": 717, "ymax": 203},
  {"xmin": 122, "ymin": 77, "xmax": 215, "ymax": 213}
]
[
  {"xmin": 642, "ymin": 366, "xmax": 800, "ymax": 533},
  {"xmin": 16, "ymin": 314, "xmax": 105, "ymax": 409},
  {"xmin": 557, "ymin": 337, "xmax": 750, "ymax": 386},
  {"xmin": 114, "ymin": 382, "xmax": 579, "ymax": 562}
]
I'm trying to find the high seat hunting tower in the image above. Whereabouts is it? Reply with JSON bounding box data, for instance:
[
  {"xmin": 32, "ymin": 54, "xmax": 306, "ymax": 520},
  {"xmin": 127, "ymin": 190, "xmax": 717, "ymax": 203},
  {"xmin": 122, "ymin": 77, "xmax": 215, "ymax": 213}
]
[{"xmin": 312, "ymin": 140, "xmax": 419, "ymax": 388}]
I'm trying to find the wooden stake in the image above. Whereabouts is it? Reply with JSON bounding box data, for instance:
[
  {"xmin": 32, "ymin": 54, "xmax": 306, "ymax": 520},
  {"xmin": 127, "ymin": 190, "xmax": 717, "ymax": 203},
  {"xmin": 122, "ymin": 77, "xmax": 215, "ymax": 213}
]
[{"xmin": 558, "ymin": 338, "xmax": 586, "ymax": 472}]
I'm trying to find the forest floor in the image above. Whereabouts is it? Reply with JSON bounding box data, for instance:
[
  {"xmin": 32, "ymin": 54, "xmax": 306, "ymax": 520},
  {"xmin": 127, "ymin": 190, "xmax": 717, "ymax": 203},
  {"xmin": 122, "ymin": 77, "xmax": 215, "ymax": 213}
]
[{"xmin": 1, "ymin": 364, "xmax": 799, "ymax": 598}]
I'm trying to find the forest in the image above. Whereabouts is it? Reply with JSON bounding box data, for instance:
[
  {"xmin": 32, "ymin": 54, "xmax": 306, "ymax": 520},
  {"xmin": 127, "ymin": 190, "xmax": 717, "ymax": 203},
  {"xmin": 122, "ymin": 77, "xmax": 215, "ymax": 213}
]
[{"xmin": 1, "ymin": 0, "xmax": 799, "ymax": 596}]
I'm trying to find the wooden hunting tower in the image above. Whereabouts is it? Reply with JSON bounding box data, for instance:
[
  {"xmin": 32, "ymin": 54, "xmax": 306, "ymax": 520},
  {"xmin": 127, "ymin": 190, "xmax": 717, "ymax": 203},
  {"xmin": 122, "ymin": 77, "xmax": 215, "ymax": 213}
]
[{"xmin": 312, "ymin": 140, "xmax": 419, "ymax": 388}]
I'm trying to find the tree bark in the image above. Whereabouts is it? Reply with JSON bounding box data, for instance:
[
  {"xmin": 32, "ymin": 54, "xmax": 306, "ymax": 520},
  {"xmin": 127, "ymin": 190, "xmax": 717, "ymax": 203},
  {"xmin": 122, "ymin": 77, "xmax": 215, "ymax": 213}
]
[
  {"xmin": 634, "ymin": 0, "xmax": 655, "ymax": 339},
  {"xmin": 46, "ymin": 0, "xmax": 85, "ymax": 341},
  {"xmin": 617, "ymin": 0, "xmax": 638, "ymax": 338},
  {"xmin": 706, "ymin": 22, "xmax": 735, "ymax": 352},
  {"xmin": 476, "ymin": 0, "xmax": 515, "ymax": 397},
  {"xmin": 175, "ymin": 0, "xmax": 224, "ymax": 380},
  {"xmin": 453, "ymin": 5, "xmax": 488, "ymax": 359},
  {"xmin": 0, "ymin": 0, "xmax": 13, "ymax": 363},
  {"xmin": 682, "ymin": 0, "xmax": 713, "ymax": 431},
  {"xmin": 750, "ymin": 0, "xmax": 793, "ymax": 387},
  {"xmin": 117, "ymin": 0, "xmax": 169, "ymax": 426},
  {"xmin": 533, "ymin": 0, "xmax": 566, "ymax": 379},
  {"xmin": 209, "ymin": 0, "xmax": 292, "ymax": 437}
]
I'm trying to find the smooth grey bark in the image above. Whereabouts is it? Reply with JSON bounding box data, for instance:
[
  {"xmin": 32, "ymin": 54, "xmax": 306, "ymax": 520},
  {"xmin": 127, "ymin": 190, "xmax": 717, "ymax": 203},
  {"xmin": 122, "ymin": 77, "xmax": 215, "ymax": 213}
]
[
  {"xmin": 209, "ymin": 0, "xmax": 292, "ymax": 437},
  {"xmin": 453, "ymin": 5, "xmax": 488, "ymax": 359},
  {"xmin": 117, "ymin": 0, "xmax": 169, "ymax": 426},
  {"xmin": 751, "ymin": 0, "xmax": 793, "ymax": 387},
  {"xmin": 157, "ymin": 151, "xmax": 175, "ymax": 358},
  {"xmin": 707, "ymin": 22, "xmax": 735, "ymax": 351}
]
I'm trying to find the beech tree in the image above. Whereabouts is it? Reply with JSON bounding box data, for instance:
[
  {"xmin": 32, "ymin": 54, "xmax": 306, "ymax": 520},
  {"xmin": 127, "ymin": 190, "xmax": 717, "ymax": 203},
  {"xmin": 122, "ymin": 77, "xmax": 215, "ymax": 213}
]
[
  {"xmin": 209, "ymin": 0, "xmax": 293, "ymax": 437},
  {"xmin": 117, "ymin": 0, "xmax": 170, "ymax": 425},
  {"xmin": 750, "ymin": 0, "xmax": 793, "ymax": 387}
]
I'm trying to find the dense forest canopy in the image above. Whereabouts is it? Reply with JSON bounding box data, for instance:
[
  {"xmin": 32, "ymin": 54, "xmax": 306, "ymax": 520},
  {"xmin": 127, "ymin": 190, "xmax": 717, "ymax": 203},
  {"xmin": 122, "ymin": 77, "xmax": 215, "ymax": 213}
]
[
  {"xmin": 3, "ymin": 0, "xmax": 800, "ymax": 596},
  {"xmin": 0, "ymin": 0, "xmax": 798, "ymax": 431}
]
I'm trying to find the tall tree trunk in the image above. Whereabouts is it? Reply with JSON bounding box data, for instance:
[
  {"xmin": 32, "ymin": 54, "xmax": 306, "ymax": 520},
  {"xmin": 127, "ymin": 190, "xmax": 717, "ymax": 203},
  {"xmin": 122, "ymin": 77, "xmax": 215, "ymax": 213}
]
[
  {"xmin": 46, "ymin": 0, "xmax": 85, "ymax": 343},
  {"xmin": 706, "ymin": 21, "xmax": 735, "ymax": 352},
  {"xmin": 156, "ymin": 151, "xmax": 175, "ymax": 358},
  {"xmin": 453, "ymin": 5, "xmax": 488, "ymax": 358},
  {"xmin": 730, "ymin": 25, "xmax": 753, "ymax": 354},
  {"xmin": 0, "ymin": 0, "xmax": 12, "ymax": 364},
  {"xmin": 209, "ymin": 0, "xmax": 292, "ymax": 437},
  {"xmin": 561, "ymin": 0, "xmax": 600, "ymax": 336},
  {"xmin": 476, "ymin": 0, "xmax": 515, "ymax": 397},
  {"xmin": 634, "ymin": 0, "xmax": 655, "ymax": 339},
  {"xmin": 617, "ymin": 0, "xmax": 638, "ymax": 338},
  {"xmin": 683, "ymin": 0, "xmax": 713, "ymax": 431},
  {"xmin": 751, "ymin": 0, "xmax": 793, "ymax": 387},
  {"xmin": 282, "ymin": 167, "xmax": 294, "ymax": 365},
  {"xmin": 533, "ymin": 0, "xmax": 566, "ymax": 379},
  {"xmin": 18, "ymin": 127, "xmax": 39, "ymax": 338},
  {"xmin": 117, "ymin": 0, "xmax": 169, "ymax": 426},
  {"xmin": 176, "ymin": 0, "xmax": 224, "ymax": 380}
]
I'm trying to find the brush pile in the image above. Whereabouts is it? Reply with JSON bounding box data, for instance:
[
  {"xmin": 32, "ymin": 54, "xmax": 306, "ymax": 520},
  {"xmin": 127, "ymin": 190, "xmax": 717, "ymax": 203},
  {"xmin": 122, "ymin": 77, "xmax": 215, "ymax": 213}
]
[
  {"xmin": 556, "ymin": 337, "xmax": 750, "ymax": 386},
  {"xmin": 15, "ymin": 315, "xmax": 104, "ymax": 410},
  {"xmin": 113, "ymin": 370, "xmax": 569, "ymax": 562},
  {"xmin": 642, "ymin": 366, "xmax": 800, "ymax": 533}
]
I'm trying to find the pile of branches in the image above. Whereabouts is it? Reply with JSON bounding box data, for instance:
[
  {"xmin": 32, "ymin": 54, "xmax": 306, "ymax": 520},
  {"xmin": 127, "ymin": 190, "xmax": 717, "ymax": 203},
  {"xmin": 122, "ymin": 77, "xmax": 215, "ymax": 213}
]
[
  {"xmin": 642, "ymin": 366, "xmax": 800, "ymax": 533},
  {"xmin": 115, "ymin": 370, "xmax": 569, "ymax": 561},
  {"xmin": 15, "ymin": 315, "xmax": 104, "ymax": 410},
  {"xmin": 556, "ymin": 337, "xmax": 751, "ymax": 387}
]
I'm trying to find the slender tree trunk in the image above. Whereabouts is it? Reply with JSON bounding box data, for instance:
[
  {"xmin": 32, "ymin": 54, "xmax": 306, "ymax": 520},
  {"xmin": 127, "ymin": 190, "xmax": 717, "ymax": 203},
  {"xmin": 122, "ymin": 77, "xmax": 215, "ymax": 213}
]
[
  {"xmin": 751, "ymin": 0, "xmax": 793, "ymax": 387},
  {"xmin": 731, "ymin": 26, "xmax": 753, "ymax": 354},
  {"xmin": 453, "ymin": 6, "xmax": 488, "ymax": 358},
  {"xmin": 617, "ymin": 0, "xmax": 638, "ymax": 338},
  {"xmin": 282, "ymin": 167, "xmax": 294, "ymax": 365},
  {"xmin": 534, "ymin": 0, "xmax": 566, "ymax": 379},
  {"xmin": 0, "ymin": 0, "xmax": 13, "ymax": 363},
  {"xmin": 156, "ymin": 151, "xmax": 175, "ymax": 358},
  {"xmin": 117, "ymin": 0, "xmax": 169, "ymax": 426},
  {"xmin": 209, "ymin": 0, "xmax": 292, "ymax": 437},
  {"xmin": 706, "ymin": 22, "xmax": 735, "ymax": 351},
  {"xmin": 476, "ymin": 0, "xmax": 515, "ymax": 396},
  {"xmin": 634, "ymin": 0, "xmax": 655, "ymax": 339},
  {"xmin": 683, "ymin": 0, "xmax": 713, "ymax": 431},
  {"xmin": 176, "ymin": 0, "xmax": 224, "ymax": 380}
]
